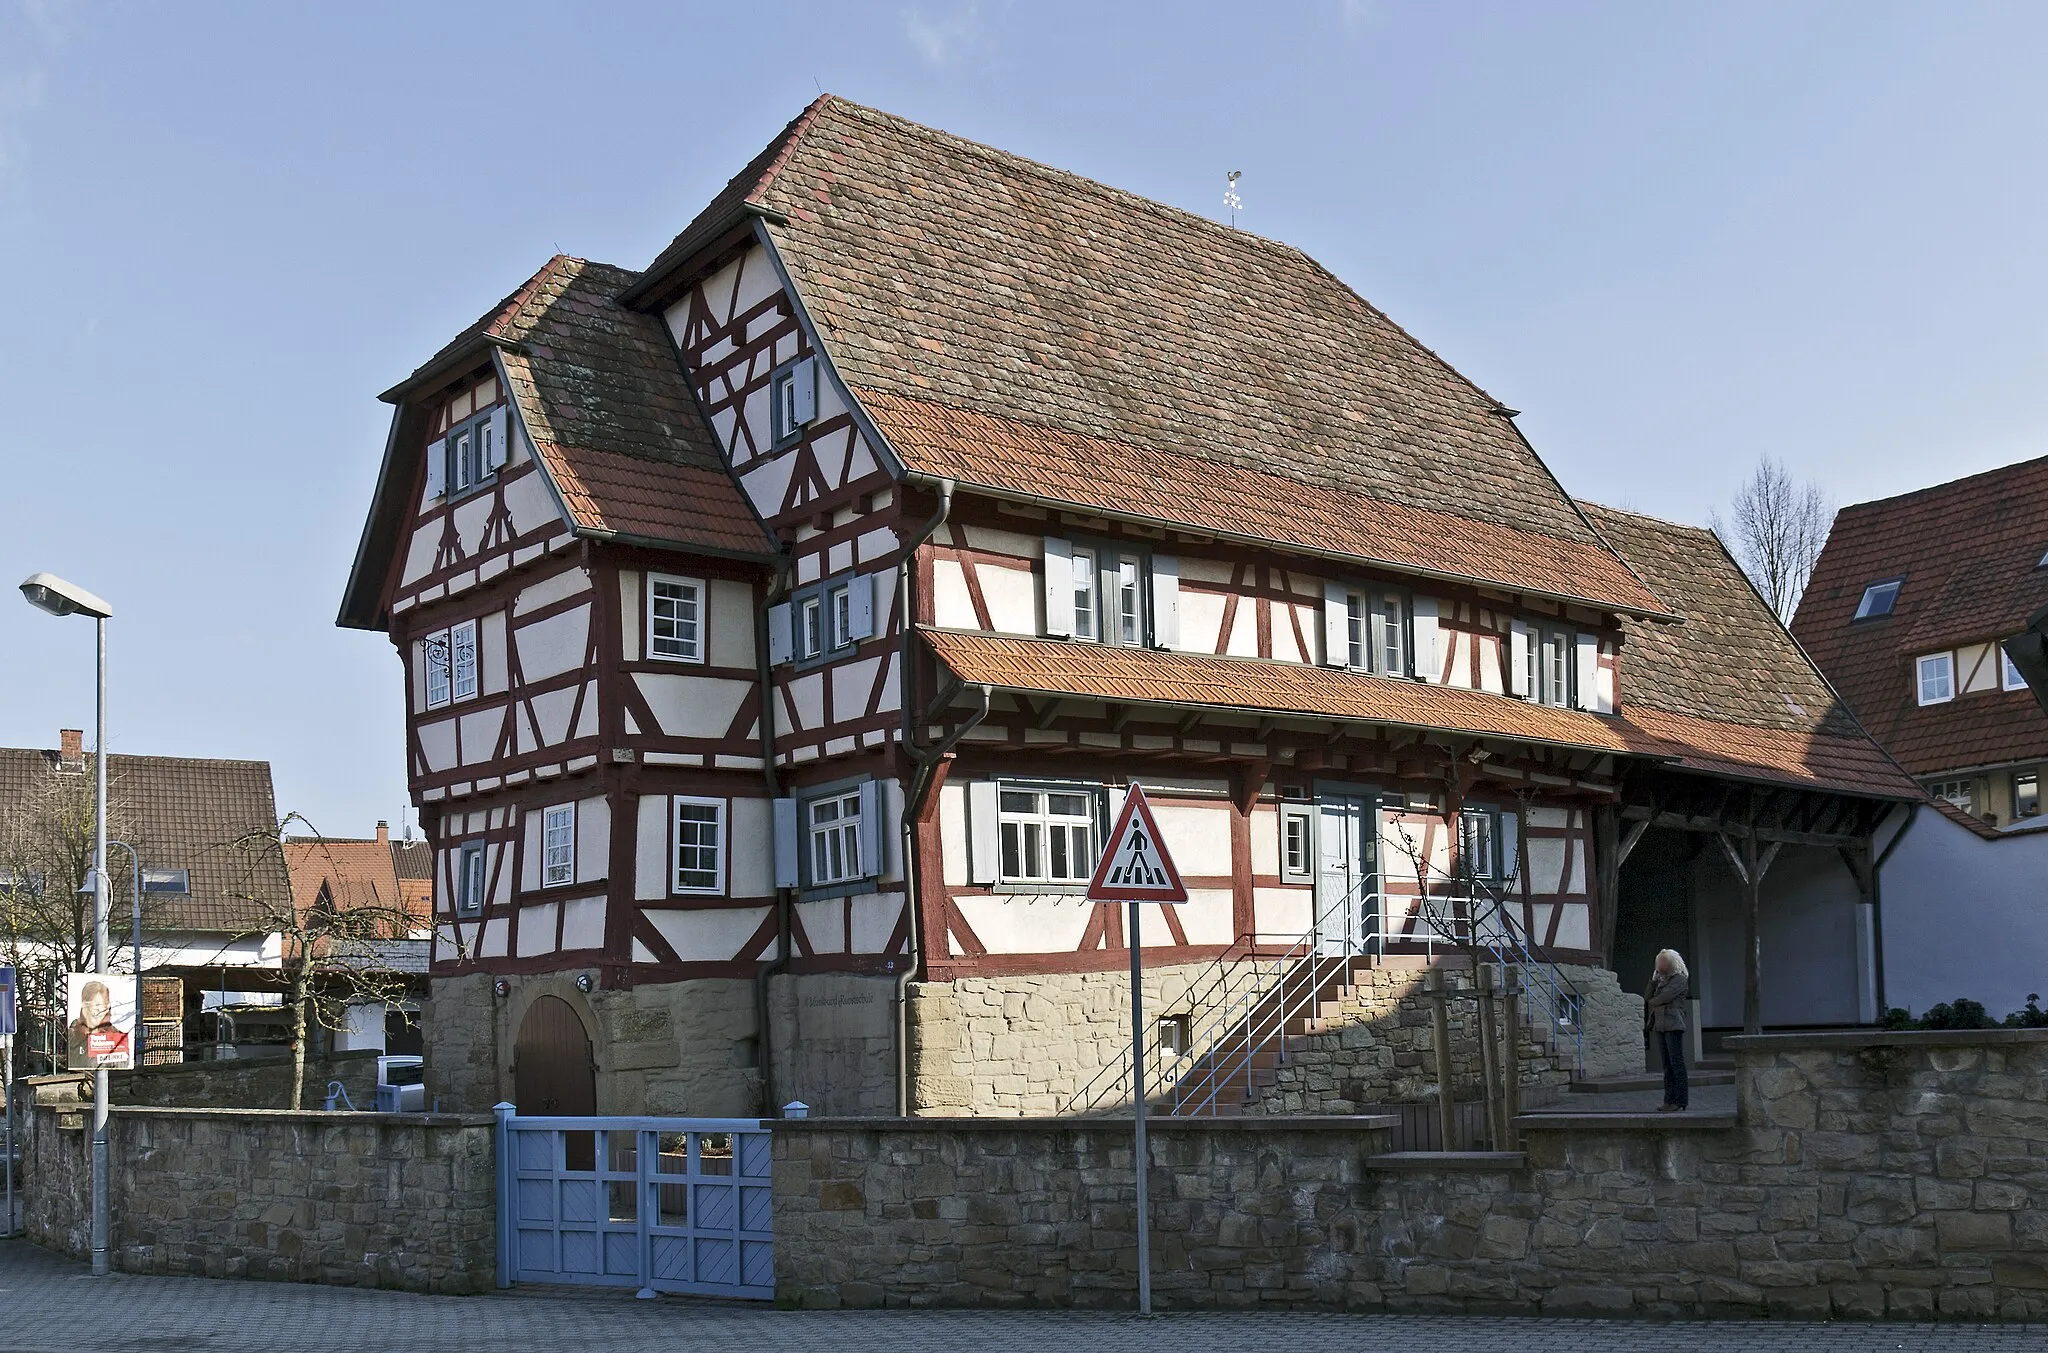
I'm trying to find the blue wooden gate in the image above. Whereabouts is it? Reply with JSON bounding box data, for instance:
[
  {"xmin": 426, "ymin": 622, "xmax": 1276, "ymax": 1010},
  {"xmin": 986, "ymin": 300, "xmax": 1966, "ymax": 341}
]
[{"xmin": 494, "ymin": 1109, "xmax": 774, "ymax": 1299}]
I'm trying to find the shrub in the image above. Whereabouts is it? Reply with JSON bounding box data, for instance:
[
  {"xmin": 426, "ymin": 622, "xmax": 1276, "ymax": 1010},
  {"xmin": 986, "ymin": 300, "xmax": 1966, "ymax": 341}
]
[
  {"xmin": 2004, "ymin": 993, "xmax": 2048, "ymax": 1029},
  {"xmin": 1919, "ymin": 998, "xmax": 1997, "ymax": 1030}
]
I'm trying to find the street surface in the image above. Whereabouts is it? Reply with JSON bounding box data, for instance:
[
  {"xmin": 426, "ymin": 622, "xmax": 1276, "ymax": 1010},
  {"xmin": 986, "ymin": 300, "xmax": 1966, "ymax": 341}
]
[{"xmin": 1, "ymin": 1239, "xmax": 2043, "ymax": 1352}]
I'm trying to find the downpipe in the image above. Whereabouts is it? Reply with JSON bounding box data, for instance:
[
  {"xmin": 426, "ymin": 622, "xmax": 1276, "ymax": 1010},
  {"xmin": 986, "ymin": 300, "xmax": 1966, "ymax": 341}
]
[{"xmin": 754, "ymin": 546, "xmax": 795, "ymax": 1118}]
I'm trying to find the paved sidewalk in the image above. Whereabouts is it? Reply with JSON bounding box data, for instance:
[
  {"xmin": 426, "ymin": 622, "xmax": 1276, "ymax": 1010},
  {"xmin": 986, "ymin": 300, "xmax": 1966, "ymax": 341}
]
[{"xmin": 2, "ymin": 1239, "xmax": 2044, "ymax": 1353}]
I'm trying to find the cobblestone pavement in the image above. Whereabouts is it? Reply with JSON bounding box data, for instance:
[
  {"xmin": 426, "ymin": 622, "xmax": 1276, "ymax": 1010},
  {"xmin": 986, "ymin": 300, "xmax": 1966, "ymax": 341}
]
[{"xmin": 1, "ymin": 1240, "xmax": 2043, "ymax": 1353}]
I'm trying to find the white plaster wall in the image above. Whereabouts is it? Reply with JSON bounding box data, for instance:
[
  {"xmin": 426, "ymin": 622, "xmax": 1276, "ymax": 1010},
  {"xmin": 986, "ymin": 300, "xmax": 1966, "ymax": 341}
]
[
  {"xmin": 710, "ymin": 579, "xmax": 756, "ymax": 667},
  {"xmin": 637, "ymin": 673, "xmax": 751, "ymax": 738},
  {"xmin": 646, "ymin": 907, "xmax": 771, "ymax": 963},
  {"xmin": 1880, "ymin": 808, "xmax": 2048, "ymax": 1020},
  {"xmin": 516, "ymin": 605, "xmax": 590, "ymax": 684},
  {"xmin": 514, "ymin": 566, "xmax": 591, "ymax": 617},
  {"xmin": 479, "ymin": 612, "xmax": 508, "ymax": 696},
  {"xmin": 561, "ymin": 895, "xmax": 605, "ymax": 951},
  {"xmin": 980, "ymin": 564, "xmax": 1038, "ymax": 635}
]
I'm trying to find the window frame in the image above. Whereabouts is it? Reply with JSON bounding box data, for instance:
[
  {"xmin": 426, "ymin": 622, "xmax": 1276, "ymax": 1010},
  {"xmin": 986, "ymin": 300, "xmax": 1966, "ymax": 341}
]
[
  {"xmin": 1279, "ymin": 804, "xmax": 1314, "ymax": 884},
  {"xmin": 646, "ymin": 572, "xmax": 706, "ymax": 664},
  {"xmin": 541, "ymin": 803, "xmax": 576, "ymax": 888},
  {"xmin": 768, "ymin": 357, "xmax": 814, "ymax": 448},
  {"xmin": 1853, "ymin": 578, "xmax": 1902, "ymax": 621},
  {"xmin": 423, "ymin": 630, "xmax": 452, "ymax": 710},
  {"xmin": 2016, "ymin": 772, "xmax": 2041, "ymax": 820},
  {"xmin": 672, "ymin": 796, "xmax": 727, "ymax": 895},
  {"xmin": 994, "ymin": 781, "xmax": 1103, "ymax": 887},
  {"xmin": 1926, "ymin": 777, "xmax": 1974, "ymax": 813},
  {"xmin": 805, "ymin": 789, "xmax": 866, "ymax": 889},
  {"xmin": 450, "ymin": 619, "xmax": 479, "ymax": 703},
  {"xmin": 1536, "ymin": 626, "xmax": 1575, "ymax": 708},
  {"xmin": 1062, "ymin": 538, "xmax": 1152, "ymax": 648},
  {"xmin": 1916, "ymin": 651, "xmax": 1955, "ymax": 706},
  {"xmin": 2003, "ymin": 646, "xmax": 2028, "ymax": 692},
  {"xmin": 453, "ymin": 841, "xmax": 487, "ymax": 916},
  {"xmin": 1341, "ymin": 586, "xmax": 1413, "ymax": 677},
  {"xmin": 1458, "ymin": 808, "xmax": 1501, "ymax": 881},
  {"xmin": 788, "ymin": 573, "xmax": 867, "ymax": 670},
  {"xmin": 441, "ymin": 405, "xmax": 502, "ymax": 502}
]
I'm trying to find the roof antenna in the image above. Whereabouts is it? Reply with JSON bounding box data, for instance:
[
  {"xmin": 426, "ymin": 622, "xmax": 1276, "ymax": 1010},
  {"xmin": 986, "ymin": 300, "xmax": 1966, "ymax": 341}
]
[
  {"xmin": 1224, "ymin": 171, "xmax": 1243, "ymax": 228},
  {"xmin": 814, "ymin": 76, "xmax": 824, "ymax": 96}
]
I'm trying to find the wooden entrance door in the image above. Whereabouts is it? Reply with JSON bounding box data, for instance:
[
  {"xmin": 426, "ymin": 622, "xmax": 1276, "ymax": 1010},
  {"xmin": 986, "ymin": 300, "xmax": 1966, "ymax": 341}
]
[{"xmin": 514, "ymin": 995, "xmax": 596, "ymax": 1115}]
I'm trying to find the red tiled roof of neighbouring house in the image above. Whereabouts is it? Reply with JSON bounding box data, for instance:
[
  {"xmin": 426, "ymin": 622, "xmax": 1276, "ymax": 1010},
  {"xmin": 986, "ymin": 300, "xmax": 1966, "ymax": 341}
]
[
  {"xmin": 284, "ymin": 836, "xmax": 430, "ymax": 931},
  {"xmin": 635, "ymin": 96, "xmax": 1670, "ymax": 617},
  {"xmin": 1790, "ymin": 456, "xmax": 2048, "ymax": 776}
]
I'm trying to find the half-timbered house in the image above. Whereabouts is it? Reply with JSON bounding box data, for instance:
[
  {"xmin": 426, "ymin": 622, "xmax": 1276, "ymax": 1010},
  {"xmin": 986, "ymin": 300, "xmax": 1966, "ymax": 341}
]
[{"xmin": 341, "ymin": 97, "xmax": 1922, "ymax": 1117}]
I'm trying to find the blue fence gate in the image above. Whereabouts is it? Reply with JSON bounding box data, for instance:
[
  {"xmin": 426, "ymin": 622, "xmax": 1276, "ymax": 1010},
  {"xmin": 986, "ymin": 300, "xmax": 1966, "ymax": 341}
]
[{"xmin": 495, "ymin": 1110, "xmax": 774, "ymax": 1299}]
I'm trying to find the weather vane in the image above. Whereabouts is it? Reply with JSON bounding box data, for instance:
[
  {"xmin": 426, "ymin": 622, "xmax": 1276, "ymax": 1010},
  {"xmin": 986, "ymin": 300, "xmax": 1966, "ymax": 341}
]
[{"xmin": 1224, "ymin": 170, "xmax": 1243, "ymax": 227}]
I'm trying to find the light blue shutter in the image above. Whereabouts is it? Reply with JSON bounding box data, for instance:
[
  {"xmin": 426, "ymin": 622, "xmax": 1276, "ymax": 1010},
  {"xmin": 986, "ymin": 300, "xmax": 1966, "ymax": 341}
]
[
  {"xmin": 847, "ymin": 574, "xmax": 876, "ymax": 640},
  {"xmin": 1574, "ymin": 633, "xmax": 1600, "ymax": 712},
  {"xmin": 486, "ymin": 406, "xmax": 509, "ymax": 471},
  {"xmin": 1412, "ymin": 597, "xmax": 1440, "ymax": 683},
  {"xmin": 1323, "ymin": 581, "xmax": 1349, "ymax": 666},
  {"xmin": 767, "ymin": 602, "xmax": 794, "ymax": 666},
  {"xmin": 424, "ymin": 437, "xmax": 446, "ymax": 499},
  {"xmin": 772, "ymin": 798, "xmax": 799, "ymax": 889},
  {"xmin": 1042, "ymin": 538, "xmax": 1074, "ymax": 638},
  {"xmin": 967, "ymin": 780, "xmax": 999, "ymax": 885},
  {"xmin": 856, "ymin": 780, "xmax": 882, "ymax": 880},
  {"xmin": 1149, "ymin": 555, "xmax": 1179, "ymax": 649},
  {"xmin": 791, "ymin": 358, "xmax": 818, "ymax": 425}
]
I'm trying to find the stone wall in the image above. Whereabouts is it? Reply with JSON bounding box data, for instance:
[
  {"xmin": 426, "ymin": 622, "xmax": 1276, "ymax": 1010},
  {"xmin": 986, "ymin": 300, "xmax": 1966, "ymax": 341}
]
[
  {"xmin": 24, "ymin": 1103, "xmax": 496, "ymax": 1293},
  {"xmin": 426, "ymin": 969, "xmax": 894, "ymax": 1118},
  {"xmin": 774, "ymin": 1028, "xmax": 2048, "ymax": 1319},
  {"xmin": 112, "ymin": 1049, "xmax": 384, "ymax": 1110}
]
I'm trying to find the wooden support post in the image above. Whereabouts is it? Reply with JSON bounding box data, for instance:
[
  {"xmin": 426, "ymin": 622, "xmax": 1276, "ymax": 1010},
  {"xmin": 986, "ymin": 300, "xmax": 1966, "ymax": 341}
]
[
  {"xmin": 1594, "ymin": 805, "xmax": 1621, "ymax": 967},
  {"xmin": 1742, "ymin": 833, "xmax": 1762, "ymax": 1035},
  {"xmin": 1500, "ymin": 965, "xmax": 1522, "ymax": 1146},
  {"xmin": 1474, "ymin": 963, "xmax": 1503, "ymax": 1150},
  {"xmin": 1426, "ymin": 969, "xmax": 1458, "ymax": 1150}
]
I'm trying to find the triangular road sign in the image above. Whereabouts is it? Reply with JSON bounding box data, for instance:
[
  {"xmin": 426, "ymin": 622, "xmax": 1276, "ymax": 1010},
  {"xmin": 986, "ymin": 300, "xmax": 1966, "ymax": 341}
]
[{"xmin": 1086, "ymin": 784, "xmax": 1188, "ymax": 904}]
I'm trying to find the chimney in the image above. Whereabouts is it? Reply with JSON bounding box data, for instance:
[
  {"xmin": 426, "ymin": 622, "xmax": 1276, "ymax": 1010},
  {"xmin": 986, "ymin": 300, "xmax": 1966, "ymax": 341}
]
[
  {"xmin": 58, "ymin": 729, "xmax": 83, "ymax": 771},
  {"xmin": 376, "ymin": 819, "xmax": 390, "ymax": 846}
]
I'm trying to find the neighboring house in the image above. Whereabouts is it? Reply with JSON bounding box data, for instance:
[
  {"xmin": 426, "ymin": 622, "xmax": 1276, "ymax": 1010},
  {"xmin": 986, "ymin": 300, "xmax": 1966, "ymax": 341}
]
[
  {"xmin": 1792, "ymin": 457, "xmax": 2048, "ymax": 1018},
  {"xmin": 339, "ymin": 96, "xmax": 1919, "ymax": 1118},
  {"xmin": 281, "ymin": 820, "xmax": 432, "ymax": 1055},
  {"xmin": 0, "ymin": 730, "xmax": 293, "ymax": 1067}
]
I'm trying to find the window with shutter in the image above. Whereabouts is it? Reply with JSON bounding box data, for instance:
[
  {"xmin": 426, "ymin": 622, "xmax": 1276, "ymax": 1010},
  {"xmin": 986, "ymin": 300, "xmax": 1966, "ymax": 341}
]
[
  {"xmin": 1508, "ymin": 622, "xmax": 1535, "ymax": 698},
  {"xmin": 967, "ymin": 780, "xmax": 1000, "ymax": 885},
  {"xmin": 1322, "ymin": 581, "xmax": 1350, "ymax": 667},
  {"xmin": 1411, "ymin": 597, "xmax": 1439, "ymax": 683},
  {"xmin": 767, "ymin": 602, "xmax": 794, "ymax": 666},
  {"xmin": 423, "ymin": 632, "xmax": 452, "ymax": 709},
  {"xmin": 451, "ymin": 620, "xmax": 479, "ymax": 702},
  {"xmin": 1042, "ymin": 538, "xmax": 1075, "ymax": 638},
  {"xmin": 1573, "ymin": 633, "xmax": 1600, "ymax": 712},
  {"xmin": 424, "ymin": 436, "xmax": 446, "ymax": 500},
  {"xmin": 1149, "ymin": 555, "xmax": 1179, "ymax": 649},
  {"xmin": 770, "ymin": 357, "xmax": 818, "ymax": 446}
]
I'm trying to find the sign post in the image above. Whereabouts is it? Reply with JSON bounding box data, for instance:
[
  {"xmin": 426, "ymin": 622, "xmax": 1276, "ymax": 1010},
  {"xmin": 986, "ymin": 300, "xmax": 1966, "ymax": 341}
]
[
  {"xmin": 1, "ymin": 965, "xmax": 13, "ymax": 1237},
  {"xmin": 1085, "ymin": 783, "xmax": 1188, "ymax": 1316}
]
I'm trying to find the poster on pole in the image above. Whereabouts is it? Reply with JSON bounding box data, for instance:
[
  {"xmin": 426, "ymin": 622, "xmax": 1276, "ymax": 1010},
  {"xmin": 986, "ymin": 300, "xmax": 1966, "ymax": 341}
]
[
  {"xmin": 0, "ymin": 966, "xmax": 14, "ymax": 1038},
  {"xmin": 65, "ymin": 973, "xmax": 135, "ymax": 1070}
]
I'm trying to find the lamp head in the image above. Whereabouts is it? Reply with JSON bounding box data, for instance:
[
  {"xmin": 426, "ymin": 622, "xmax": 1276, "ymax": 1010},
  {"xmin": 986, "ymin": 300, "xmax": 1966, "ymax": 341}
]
[{"xmin": 20, "ymin": 573, "xmax": 112, "ymax": 620}]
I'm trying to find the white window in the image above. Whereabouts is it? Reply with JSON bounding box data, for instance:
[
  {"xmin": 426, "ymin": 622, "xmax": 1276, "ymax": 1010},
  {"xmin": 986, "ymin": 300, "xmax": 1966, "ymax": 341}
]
[
  {"xmin": 451, "ymin": 425, "xmax": 474, "ymax": 493},
  {"xmin": 1459, "ymin": 810, "xmax": 1498, "ymax": 880},
  {"xmin": 424, "ymin": 632, "xmax": 452, "ymax": 710},
  {"xmin": 799, "ymin": 596, "xmax": 823, "ymax": 660},
  {"xmin": 541, "ymin": 804, "xmax": 575, "ymax": 887},
  {"xmin": 1854, "ymin": 579, "xmax": 1901, "ymax": 620},
  {"xmin": 454, "ymin": 842, "xmax": 486, "ymax": 916},
  {"xmin": 830, "ymin": 583, "xmax": 853, "ymax": 651},
  {"xmin": 1927, "ymin": 778, "xmax": 1974, "ymax": 812},
  {"xmin": 2004, "ymin": 646, "xmax": 2028, "ymax": 692},
  {"xmin": 770, "ymin": 358, "xmax": 816, "ymax": 444},
  {"xmin": 998, "ymin": 786, "xmax": 1098, "ymax": 884},
  {"xmin": 1538, "ymin": 629, "xmax": 1573, "ymax": 707},
  {"xmin": 1071, "ymin": 548, "xmax": 1098, "ymax": 641},
  {"xmin": 451, "ymin": 620, "xmax": 478, "ymax": 702},
  {"xmin": 1279, "ymin": 806, "xmax": 1313, "ymax": 884},
  {"xmin": 673, "ymin": 797, "xmax": 725, "ymax": 894},
  {"xmin": 807, "ymin": 790, "xmax": 864, "ymax": 886},
  {"xmin": 648, "ymin": 575, "xmax": 704, "ymax": 662},
  {"xmin": 2016, "ymin": 773, "xmax": 2041, "ymax": 819},
  {"xmin": 1343, "ymin": 591, "xmax": 1408, "ymax": 675},
  {"xmin": 1114, "ymin": 555, "xmax": 1142, "ymax": 645},
  {"xmin": 1916, "ymin": 652, "xmax": 1954, "ymax": 705}
]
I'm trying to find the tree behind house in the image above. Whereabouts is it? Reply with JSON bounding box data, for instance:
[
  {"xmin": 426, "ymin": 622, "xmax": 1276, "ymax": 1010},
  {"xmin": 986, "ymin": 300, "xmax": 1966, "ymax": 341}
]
[{"xmin": 1711, "ymin": 457, "xmax": 1834, "ymax": 623}]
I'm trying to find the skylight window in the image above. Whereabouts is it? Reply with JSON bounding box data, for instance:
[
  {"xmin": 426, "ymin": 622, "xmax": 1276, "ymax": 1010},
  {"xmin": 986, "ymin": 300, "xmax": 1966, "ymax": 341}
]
[{"xmin": 1853, "ymin": 579, "xmax": 1901, "ymax": 620}]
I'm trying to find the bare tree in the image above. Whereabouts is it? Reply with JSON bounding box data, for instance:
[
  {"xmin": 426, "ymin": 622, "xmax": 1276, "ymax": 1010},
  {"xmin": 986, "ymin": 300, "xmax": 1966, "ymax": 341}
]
[
  {"xmin": 220, "ymin": 815, "xmax": 419, "ymax": 1109},
  {"xmin": 1711, "ymin": 458, "xmax": 1834, "ymax": 623}
]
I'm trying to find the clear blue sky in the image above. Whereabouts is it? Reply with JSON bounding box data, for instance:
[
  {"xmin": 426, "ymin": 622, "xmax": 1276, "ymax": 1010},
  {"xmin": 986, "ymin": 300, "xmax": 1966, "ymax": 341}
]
[{"xmin": 3, "ymin": 1, "xmax": 2044, "ymax": 839}]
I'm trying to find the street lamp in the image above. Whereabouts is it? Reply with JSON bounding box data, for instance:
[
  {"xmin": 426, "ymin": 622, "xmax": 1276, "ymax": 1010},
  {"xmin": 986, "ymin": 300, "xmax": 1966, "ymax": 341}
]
[{"xmin": 20, "ymin": 571, "xmax": 114, "ymax": 1277}]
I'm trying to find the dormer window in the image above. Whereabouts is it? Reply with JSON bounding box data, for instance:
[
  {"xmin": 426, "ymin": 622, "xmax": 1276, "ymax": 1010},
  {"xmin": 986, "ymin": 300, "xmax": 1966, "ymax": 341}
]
[
  {"xmin": 1853, "ymin": 579, "xmax": 1901, "ymax": 620},
  {"xmin": 1916, "ymin": 651, "xmax": 1954, "ymax": 705},
  {"xmin": 1342, "ymin": 591, "xmax": 1407, "ymax": 674},
  {"xmin": 770, "ymin": 357, "xmax": 818, "ymax": 446},
  {"xmin": 1045, "ymin": 539, "xmax": 1160, "ymax": 648},
  {"xmin": 425, "ymin": 404, "xmax": 508, "ymax": 500}
]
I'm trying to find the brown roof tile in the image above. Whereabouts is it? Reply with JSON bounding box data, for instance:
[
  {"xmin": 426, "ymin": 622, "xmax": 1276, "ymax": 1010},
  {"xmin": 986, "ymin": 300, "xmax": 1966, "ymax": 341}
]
[
  {"xmin": 658, "ymin": 96, "xmax": 1663, "ymax": 614},
  {"xmin": 1790, "ymin": 455, "xmax": 2048, "ymax": 776},
  {"xmin": 284, "ymin": 837, "xmax": 429, "ymax": 930}
]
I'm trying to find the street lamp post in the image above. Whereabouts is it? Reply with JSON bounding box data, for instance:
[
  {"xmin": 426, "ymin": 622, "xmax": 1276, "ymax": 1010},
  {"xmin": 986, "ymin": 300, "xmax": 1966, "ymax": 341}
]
[{"xmin": 20, "ymin": 572, "xmax": 115, "ymax": 1277}]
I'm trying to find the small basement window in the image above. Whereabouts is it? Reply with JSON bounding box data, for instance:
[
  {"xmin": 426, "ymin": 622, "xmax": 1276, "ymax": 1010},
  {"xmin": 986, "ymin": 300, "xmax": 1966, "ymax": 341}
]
[{"xmin": 1854, "ymin": 579, "xmax": 1902, "ymax": 620}]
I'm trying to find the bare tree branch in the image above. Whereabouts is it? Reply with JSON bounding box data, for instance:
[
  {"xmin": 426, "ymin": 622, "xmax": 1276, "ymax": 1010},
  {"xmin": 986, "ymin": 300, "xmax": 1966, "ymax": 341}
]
[{"xmin": 1711, "ymin": 457, "xmax": 1834, "ymax": 623}]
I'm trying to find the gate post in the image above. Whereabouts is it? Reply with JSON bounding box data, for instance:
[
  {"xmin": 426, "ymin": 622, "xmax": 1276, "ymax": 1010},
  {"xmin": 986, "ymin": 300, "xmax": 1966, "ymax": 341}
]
[{"xmin": 492, "ymin": 1102, "xmax": 515, "ymax": 1290}]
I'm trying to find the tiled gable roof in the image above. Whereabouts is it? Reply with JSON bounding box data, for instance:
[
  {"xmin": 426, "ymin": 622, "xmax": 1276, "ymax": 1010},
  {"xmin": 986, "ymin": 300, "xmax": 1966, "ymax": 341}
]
[
  {"xmin": 284, "ymin": 837, "xmax": 429, "ymax": 931},
  {"xmin": 647, "ymin": 96, "xmax": 1665, "ymax": 616},
  {"xmin": 0, "ymin": 747, "xmax": 290, "ymax": 933},
  {"xmin": 1581, "ymin": 503, "xmax": 1917, "ymax": 798},
  {"xmin": 1789, "ymin": 455, "xmax": 2048, "ymax": 775},
  {"xmin": 485, "ymin": 257, "xmax": 771, "ymax": 557}
]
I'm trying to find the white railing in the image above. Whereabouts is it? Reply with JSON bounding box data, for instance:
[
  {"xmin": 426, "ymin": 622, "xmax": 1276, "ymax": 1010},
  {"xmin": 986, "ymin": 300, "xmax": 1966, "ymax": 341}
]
[{"xmin": 1061, "ymin": 872, "xmax": 1586, "ymax": 1117}]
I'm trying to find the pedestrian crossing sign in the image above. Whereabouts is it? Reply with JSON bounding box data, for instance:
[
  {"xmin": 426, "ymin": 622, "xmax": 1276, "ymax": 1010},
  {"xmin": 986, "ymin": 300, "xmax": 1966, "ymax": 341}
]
[{"xmin": 1086, "ymin": 784, "xmax": 1188, "ymax": 904}]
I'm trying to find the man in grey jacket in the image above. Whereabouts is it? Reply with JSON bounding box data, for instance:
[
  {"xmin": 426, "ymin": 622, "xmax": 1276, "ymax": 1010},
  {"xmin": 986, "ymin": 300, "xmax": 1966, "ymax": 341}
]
[{"xmin": 1645, "ymin": 950, "xmax": 1690, "ymax": 1111}]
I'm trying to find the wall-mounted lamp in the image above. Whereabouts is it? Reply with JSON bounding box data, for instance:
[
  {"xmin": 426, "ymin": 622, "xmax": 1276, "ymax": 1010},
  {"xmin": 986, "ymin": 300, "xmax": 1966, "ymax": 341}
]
[
  {"xmin": 575, "ymin": 973, "xmax": 595, "ymax": 994},
  {"xmin": 493, "ymin": 979, "xmax": 510, "ymax": 998}
]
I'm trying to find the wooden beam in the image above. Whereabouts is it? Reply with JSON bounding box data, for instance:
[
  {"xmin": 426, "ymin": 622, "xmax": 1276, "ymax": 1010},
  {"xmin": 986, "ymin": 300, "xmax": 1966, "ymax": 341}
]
[
  {"xmin": 1033, "ymin": 698, "xmax": 1064, "ymax": 730},
  {"xmin": 1740, "ymin": 833, "xmax": 1763, "ymax": 1034},
  {"xmin": 1621, "ymin": 806, "xmax": 1862, "ymax": 850},
  {"xmin": 1616, "ymin": 818, "xmax": 1652, "ymax": 867}
]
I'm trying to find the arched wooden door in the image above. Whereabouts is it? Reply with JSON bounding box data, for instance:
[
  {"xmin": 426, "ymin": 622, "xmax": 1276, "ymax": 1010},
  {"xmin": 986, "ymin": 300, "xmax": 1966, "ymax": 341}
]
[{"xmin": 514, "ymin": 995, "xmax": 596, "ymax": 1116}]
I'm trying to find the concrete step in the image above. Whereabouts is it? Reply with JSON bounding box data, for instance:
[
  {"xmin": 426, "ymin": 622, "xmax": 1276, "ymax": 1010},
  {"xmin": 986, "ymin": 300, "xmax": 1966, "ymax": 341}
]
[{"xmin": 1569, "ymin": 1069, "xmax": 1735, "ymax": 1094}]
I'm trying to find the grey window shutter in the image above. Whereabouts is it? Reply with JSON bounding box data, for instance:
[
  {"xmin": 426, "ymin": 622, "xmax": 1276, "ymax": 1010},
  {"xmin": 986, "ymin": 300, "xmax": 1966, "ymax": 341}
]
[
  {"xmin": 1148, "ymin": 555, "xmax": 1179, "ymax": 649},
  {"xmin": 1322, "ymin": 581, "xmax": 1349, "ymax": 667},
  {"xmin": 1509, "ymin": 622, "xmax": 1534, "ymax": 698},
  {"xmin": 1042, "ymin": 538, "xmax": 1074, "ymax": 638},
  {"xmin": 856, "ymin": 780, "xmax": 882, "ymax": 879},
  {"xmin": 424, "ymin": 437, "xmax": 446, "ymax": 499},
  {"xmin": 767, "ymin": 602, "xmax": 794, "ymax": 666},
  {"xmin": 772, "ymin": 798, "xmax": 799, "ymax": 889},
  {"xmin": 847, "ymin": 573, "xmax": 876, "ymax": 640},
  {"xmin": 967, "ymin": 779, "xmax": 999, "ymax": 884},
  {"xmin": 1499, "ymin": 811, "xmax": 1522, "ymax": 884},
  {"xmin": 1574, "ymin": 632, "xmax": 1600, "ymax": 712},
  {"xmin": 792, "ymin": 357, "xmax": 818, "ymax": 425},
  {"xmin": 486, "ymin": 406, "xmax": 509, "ymax": 471},
  {"xmin": 1412, "ymin": 597, "xmax": 1440, "ymax": 683}
]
